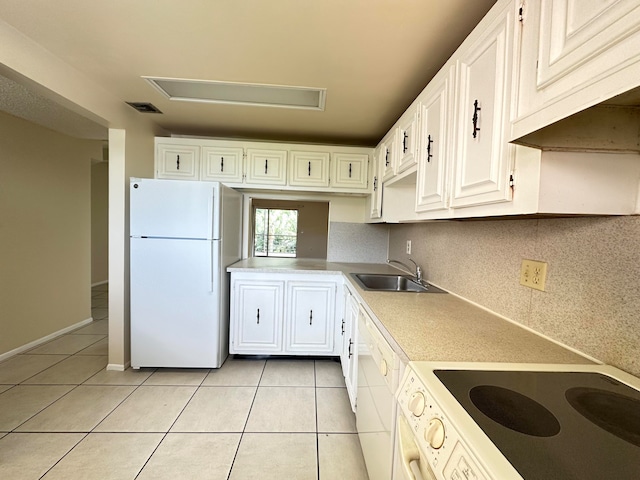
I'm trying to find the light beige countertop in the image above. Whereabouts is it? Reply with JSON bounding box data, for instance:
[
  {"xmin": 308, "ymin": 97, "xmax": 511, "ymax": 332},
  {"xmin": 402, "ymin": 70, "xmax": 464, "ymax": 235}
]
[{"xmin": 227, "ymin": 258, "xmax": 593, "ymax": 366}]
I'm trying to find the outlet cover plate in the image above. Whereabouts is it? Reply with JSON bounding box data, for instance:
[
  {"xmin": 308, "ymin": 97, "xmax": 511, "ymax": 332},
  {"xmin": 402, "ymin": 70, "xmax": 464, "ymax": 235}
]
[{"xmin": 520, "ymin": 259, "xmax": 547, "ymax": 291}]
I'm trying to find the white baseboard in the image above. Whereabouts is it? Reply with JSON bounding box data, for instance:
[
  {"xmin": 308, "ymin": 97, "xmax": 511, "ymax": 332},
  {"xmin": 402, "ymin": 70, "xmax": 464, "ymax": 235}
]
[
  {"xmin": 0, "ymin": 317, "xmax": 94, "ymax": 362},
  {"xmin": 106, "ymin": 360, "xmax": 130, "ymax": 372},
  {"xmin": 91, "ymin": 280, "xmax": 109, "ymax": 287}
]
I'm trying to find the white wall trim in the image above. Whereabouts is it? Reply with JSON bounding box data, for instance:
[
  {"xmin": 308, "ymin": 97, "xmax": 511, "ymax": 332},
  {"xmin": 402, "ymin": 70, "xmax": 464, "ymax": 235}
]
[
  {"xmin": 0, "ymin": 317, "xmax": 93, "ymax": 362},
  {"xmin": 91, "ymin": 280, "xmax": 109, "ymax": 287},
  {"xmin": 106, "ymin": 361, "xmax": 130, "ymax": 372}
]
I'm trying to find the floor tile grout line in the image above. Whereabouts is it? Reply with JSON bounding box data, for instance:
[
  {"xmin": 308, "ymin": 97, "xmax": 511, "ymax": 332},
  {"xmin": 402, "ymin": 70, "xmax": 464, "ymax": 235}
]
[
  {"xmin": 87, "ymin": 380, "xmax": 146, "ymax": 434},
  {"xmin": 8, "ymin": 383, "xmax": 81, "ymax": 434},
  {"xmin": 315, "ymin": 360, "xmax": 321, "ymax": 480},
  {"xmin": 133, "ymin": 432, "xmax": 169, "ymax": 480},
  {"xmin": 225, "ymin": 358, "xmax": 267, "ymax": 480},
  {"xmin": 37, "ymin": 431, "xmax": 90, "ymax": 480}
]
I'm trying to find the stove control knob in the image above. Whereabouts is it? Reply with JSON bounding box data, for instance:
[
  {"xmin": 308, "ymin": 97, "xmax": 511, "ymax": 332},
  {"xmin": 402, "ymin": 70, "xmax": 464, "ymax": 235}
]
[
  {"xmin": 408, "ymin": 391, "xmax": 426, "ymax": 417},
  {"xmin": 425, "ymin": 418, "xmax": 445, "ymax": 449}
]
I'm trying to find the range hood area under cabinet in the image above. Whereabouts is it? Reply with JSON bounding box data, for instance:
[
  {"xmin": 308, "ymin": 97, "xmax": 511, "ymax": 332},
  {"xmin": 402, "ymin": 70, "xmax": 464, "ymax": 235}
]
[{"xmin": 371, "ymin": 0, "xmax": 640, "ymax": 223}]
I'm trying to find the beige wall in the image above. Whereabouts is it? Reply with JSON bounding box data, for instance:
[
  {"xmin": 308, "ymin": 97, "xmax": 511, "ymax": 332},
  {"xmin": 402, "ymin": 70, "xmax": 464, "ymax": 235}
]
[
  {"xmin": 387, "ymin": 216, "xmax": 640, "ymax": 376},
  {"xmin": 0, "ymin": 110, "xmax": 103, "ymax": 355},
  {"xmin": 91, "ymin": 160, "xmax": 109, "ymax": 284}
]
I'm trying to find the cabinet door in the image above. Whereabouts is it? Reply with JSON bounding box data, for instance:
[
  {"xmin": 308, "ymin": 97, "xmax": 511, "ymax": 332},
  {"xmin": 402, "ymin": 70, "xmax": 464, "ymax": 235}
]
[
  {"xmin": 245, "ymin": 148, "xmax": 287, "ymax": 186},
  {"xmin": 231, "ymin": 280, "xmax": 284, "ymax": 354},
  {"xmin": 513, "ymin": 0, "xmax": 640, "ymax": 138},
  {"xmin": 156, "ymin": 143, "xmax": 200, "ymax": 180},
  {"xmin": 201, "ymin": 146, "xmax": 244, "ymax": 183},
  {"xmin": 289, "ymin": 151, "xmax": 330, "ymax": 188},
  {"xmin": 332, "ymin": 153, "xmax": 369, "ymax": 190},
  {"xmin": 367, "ymin": 147, "xmax": 383, "ymax": 220},
  {"xmin": 416, "ymin": 71, "xmax": 450, "ymax": 213},
  {"xmin": 285, "ymin": 281, "xmax": 335, "ymax": 353},
  {"xmin": 381, "ymin": 132, "xmax": 397, "ymax": 182},
  {"xmin": 396, "ymin": 109, "xmax": 418, "ymax": 174},
  {"xmin": 450, "ymin": 7, "xmax": 514, "ymax": 208},
  {"xmin": 343, "ymin": 289, "xmax": 359, "ymax": 411}
]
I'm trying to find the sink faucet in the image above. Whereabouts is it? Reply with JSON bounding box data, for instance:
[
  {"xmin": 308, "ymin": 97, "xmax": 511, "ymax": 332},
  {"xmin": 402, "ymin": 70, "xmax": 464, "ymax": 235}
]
[{"xmin": 387, "ymin": 258, "xmax": 423, "ymax": 285}]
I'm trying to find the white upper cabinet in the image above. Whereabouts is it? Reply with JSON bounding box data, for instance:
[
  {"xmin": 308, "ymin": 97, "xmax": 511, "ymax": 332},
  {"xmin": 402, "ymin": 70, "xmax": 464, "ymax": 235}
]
[
  {"xmin": 332, "ymin": 153, "xmax": 369, "ymax": 190},
  {"xmin": 512, "ymin": 0, "xmax": 640, "ymax": 139},
  {"xmin": 289, "ymin": 151, "xmax": 330, "ymax": 188},
  {"xmin": 396, "ymin": 108, "xmax": 418, "ymax": 174},
  {"xmin": 201, "ymin": 146, "xmax": 244, "ymax": 183},
  {"xmin": 154, "ymin": 137, "xmax": 372, "ymax": 194},
  {"xmin": 450, "ymin": 2, "xmax": 515, "ymax": 208},
  {"xmin": 156, "ymin": 142, "xmax": 200, "ymax": 180},
  {"xmin": 366, "ymin": 146, "xmax": 384, "ymax": 221},
  {"xmin": 415, "ymin": 68, "xmax": 451, "ymax": 214},
  {"xmin": 245, "ymin": 148, "xmax": 288, "ymax": 186},
  {"xmin": 381, "ymin": 130, "xmax": 397, "ymax": 182}
]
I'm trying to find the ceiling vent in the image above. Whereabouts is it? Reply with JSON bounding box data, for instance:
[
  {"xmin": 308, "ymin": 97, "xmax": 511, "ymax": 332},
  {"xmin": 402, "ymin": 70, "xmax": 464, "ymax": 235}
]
[
  {"xmin": 143, "ymin": 77, "xmax": 326, "ymax": 111},
  {"xmin": 126, "ymin": 101, "xmax": 163, "ymax": 113}
]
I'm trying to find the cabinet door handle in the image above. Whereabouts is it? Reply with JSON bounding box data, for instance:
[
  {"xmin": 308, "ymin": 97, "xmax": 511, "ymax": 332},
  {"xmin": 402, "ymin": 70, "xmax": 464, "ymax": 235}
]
[
  {"xmin": 472, "ymin": 99, "xmax": 481, "ymax": 138},
  {"xmin": 426, "ymin": 135, "xmax": 433, "ymax": 163},
  {"xmin": 341, "ymin": 319, "xmax": 345, "ymax": 335},
  {"xmin": 403, "ymin": 131, "xmax": 408, "ymax": 153},
  {"xmin": 264, "ymin": 159, "xmax": 268, "ymax": 174},
  {"xmin": 256, "ymin": 308, "xmax": 260, "ymax": 324},
  {"xmin": 309, "ymin": 310, "xmax": 313, "ymax": 325},
  {"xmin": 348, "ymin": 163, "xmax": 352, "ymax": 178},
  {"xmin": 385, "ymin": 149, "xmax": 390, "ymax": 167},
  {"xmin": 176, "ymin": 154, "xmax": 180, "ymax": 170},
  {"xmin": 220, "ymin": 156, "xmax": 224, "ymax": 172},
  {"xmin": 373, "ymin": 176, "xmax": 378, "ymax": 191},
  {"xmin": 348, "ymin": 339, "xmax": 353, "ymax": 359},
  {"xmin": 308, "ymin": 161, "xmax": 311, "ymax": 176}
]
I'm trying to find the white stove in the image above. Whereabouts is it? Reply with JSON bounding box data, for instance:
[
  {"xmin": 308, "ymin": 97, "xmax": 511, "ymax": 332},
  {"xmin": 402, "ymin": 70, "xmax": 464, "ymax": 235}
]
[{"xmin": 395, "ymin": 362, "xmax": 640, "ymax": 480}]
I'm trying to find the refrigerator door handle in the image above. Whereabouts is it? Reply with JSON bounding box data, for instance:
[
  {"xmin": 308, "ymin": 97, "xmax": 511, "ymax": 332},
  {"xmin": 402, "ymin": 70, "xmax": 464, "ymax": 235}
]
[{"xmin": 210, "ymin": 241, "xmax": 220, "ymax": 293}]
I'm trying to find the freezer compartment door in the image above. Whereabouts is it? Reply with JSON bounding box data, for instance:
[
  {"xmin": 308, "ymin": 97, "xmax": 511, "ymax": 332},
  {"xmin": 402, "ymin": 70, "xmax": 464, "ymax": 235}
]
[
  {"xmin": 130, "ymin": 178, "xmax": 220, "ymax": 239},
  {"xmin": 130, "ymin": 237, "xmax": 223, "ymax": 368}
]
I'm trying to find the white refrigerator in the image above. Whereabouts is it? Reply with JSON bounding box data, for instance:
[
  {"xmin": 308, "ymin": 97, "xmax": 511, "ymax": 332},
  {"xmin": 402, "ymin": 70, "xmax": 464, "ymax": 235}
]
[{"xmin": 130, "ymin": 178, "xmax": 242, "ymax": 368}]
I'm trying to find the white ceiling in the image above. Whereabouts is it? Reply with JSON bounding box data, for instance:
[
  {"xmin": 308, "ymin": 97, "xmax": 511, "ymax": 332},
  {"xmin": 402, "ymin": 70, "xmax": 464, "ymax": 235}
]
[{"xmin": 0, "ymin": 0, "xmax": 496, "ymax": 146}]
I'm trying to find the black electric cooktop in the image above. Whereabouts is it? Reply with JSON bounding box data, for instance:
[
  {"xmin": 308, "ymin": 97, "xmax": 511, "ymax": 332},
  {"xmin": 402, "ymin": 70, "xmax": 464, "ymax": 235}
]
[{"xmin": 434, "ymin": 370, "xmax": 640, "ymax": 480}]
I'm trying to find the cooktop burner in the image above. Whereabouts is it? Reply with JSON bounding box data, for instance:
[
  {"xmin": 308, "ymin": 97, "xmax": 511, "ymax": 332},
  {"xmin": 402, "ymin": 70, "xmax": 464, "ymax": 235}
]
[{"xmin": 435, "ymin": 370, "xmax": 640, "ymax": 480}]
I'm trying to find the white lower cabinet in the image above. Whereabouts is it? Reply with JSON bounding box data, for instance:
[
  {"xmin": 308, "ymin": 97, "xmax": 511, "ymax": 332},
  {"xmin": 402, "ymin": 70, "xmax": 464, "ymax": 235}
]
[
  {"xmin": 229, "ymin": 272, "xmax": 340, "ymax": 355},
  {"xmin": 341, "ymin": 284, "xmax": 359, "ymax": 411},
  {"xmin": 230, "ymin": 279, "xmax": 284, "ymax": 354},
  {"xmin": 285, "ymin": 280, "xmax": 335, "ymax": 353}
]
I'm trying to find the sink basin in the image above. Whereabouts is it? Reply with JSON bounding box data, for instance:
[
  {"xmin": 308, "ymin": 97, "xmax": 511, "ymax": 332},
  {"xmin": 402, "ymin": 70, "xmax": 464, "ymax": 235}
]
[{"xmin": 350, "ymin": 273, "xmax": 446, "ymax": 293}]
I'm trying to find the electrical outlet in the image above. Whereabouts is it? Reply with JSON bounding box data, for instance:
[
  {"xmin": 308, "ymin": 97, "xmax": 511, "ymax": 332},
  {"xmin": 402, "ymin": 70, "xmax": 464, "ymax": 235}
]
[
  {"xmin": 520, "ymin": 259, "xmax": 548, "ymax": 291},
  {"xmin": 406, "ymin": 240, "xmax": 412, "ymax": 254}
]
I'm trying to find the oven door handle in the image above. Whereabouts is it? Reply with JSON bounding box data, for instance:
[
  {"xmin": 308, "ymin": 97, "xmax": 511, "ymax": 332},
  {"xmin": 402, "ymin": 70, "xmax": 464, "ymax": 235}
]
[{"xmin": 398, "ymin": 414, "xmax": 424, "ymax": 480}]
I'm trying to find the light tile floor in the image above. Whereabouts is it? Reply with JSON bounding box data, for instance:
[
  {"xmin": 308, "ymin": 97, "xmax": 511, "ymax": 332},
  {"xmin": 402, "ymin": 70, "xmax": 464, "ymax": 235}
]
[{"xmin": 0, "ymin": 284, "xmax": 370, "ymax": 480}]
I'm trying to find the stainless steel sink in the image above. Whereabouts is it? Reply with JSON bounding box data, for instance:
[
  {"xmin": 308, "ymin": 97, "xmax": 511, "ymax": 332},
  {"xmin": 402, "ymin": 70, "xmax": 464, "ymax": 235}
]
[{"xmin": 350, "ymin": 273, "xmax": 447, "ymax": 293}]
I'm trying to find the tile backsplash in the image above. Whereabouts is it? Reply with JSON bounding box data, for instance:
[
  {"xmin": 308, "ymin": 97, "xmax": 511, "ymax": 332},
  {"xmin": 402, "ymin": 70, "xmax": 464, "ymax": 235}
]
[{"xmin": 388, "ymin": 216, "xmax": 640, "ymax": 377}]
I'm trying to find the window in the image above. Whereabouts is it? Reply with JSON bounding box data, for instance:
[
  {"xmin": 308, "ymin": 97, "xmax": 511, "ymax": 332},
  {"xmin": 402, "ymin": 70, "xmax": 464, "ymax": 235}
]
[{"xmin": 253, "ymin": 208, "xmax": 299, "ymax": 257}]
